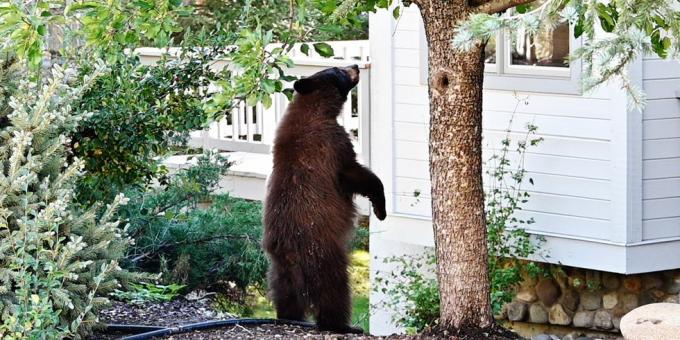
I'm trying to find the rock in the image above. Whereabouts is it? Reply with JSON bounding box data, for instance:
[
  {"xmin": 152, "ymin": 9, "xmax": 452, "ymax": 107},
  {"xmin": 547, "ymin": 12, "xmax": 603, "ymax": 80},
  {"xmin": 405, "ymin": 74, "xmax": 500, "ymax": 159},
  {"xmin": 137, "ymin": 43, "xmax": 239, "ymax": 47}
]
[
  {"xmin": 622, "ymin": 293, "xmax": 639, "ymax": 312},
  {"xmin": 586, "ymin": 271, "xmax": 601, "ymax": 289},
  {"xmin": 494, "ymin": 303, "xmax": 508, "ymax": 320},
  {"xmin": 531, "ymin": 335, "xmax": 551, "ymax": 340},
  {"xmin": 561, "ymin": 333, "xmax": 582, "ymax": 340},
  {"xmin": 620, "ymin": 303, "xmax": 680, "ymax": 340},
  {"xmin": 640, "ymin": 289, "xmax": 663, "ymax": 305},
  {"xmin": 602, "ymin": 272, "xmax": 620, "ymax": 290},
  {"xmin": 623, "ymin": 277, "xmax": 642, "ymax": 293},
  {"xmin": 573, "ymin": 311, "xmax": 594, "ymax": 328},
  {"xmin": 570, "ymin": 271, "xmax": 587, "ymax": 290},
  {"xmin": 517, "ymin": 288, "xmax": 538, "ymax": 303},
  {"xmin": 593, "ymin": 310, "xmax": 613, "ymax": 329},
  {"xmin": 580, "ymin": 290, "xmax": 601, "ymax": 310},
  {"xmin": 612, "ymin": 315, "xmax": 622, "ymax": 330},
  {"xmin": 548, "ymin": 303, "xmax": 572, "ymax": 325},
  {"xmin": 663, "ymin": 294, "xmax": 679, "ymax": 304},
  {"xmin": 603, "ymin": 292, "xmax": 618, "ymax": 309},
  {"xmin": 507, "ymin": 301, "xmax": 527, "ymax": 321},
  {"xmin": 560, "ymin": 290, "xmax": 579, "ymax": 312},
  {"xmin": 643, "ymin": 274, "xmax": 664, "ymax": 290},
  {"xmin": 536, "ymin": 278, "xmax": 560, "ymax": 306},
  {"xmin": 664, "ymin": 276, "xmax": 680, "ymax": 294},
  {"xmin": 529, "ymin": 303, "xmax": 549, "ymax": 323}
]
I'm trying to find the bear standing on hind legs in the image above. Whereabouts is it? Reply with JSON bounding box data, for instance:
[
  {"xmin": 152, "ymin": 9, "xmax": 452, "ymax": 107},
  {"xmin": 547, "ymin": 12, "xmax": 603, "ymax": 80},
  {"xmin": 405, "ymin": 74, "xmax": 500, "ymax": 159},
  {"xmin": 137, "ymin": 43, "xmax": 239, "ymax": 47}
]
[{"xmin": 263, "ymin": 65, "xmax": 386, "ymax": 334}]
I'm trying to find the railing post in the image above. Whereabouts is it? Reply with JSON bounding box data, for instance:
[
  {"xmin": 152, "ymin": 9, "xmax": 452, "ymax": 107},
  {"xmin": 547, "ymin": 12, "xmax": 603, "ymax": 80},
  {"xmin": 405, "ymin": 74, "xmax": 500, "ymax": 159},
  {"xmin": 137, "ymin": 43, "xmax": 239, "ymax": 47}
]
[{"xmin": 357, "ymin": 67, "xmax": 371, "ymax": 165}]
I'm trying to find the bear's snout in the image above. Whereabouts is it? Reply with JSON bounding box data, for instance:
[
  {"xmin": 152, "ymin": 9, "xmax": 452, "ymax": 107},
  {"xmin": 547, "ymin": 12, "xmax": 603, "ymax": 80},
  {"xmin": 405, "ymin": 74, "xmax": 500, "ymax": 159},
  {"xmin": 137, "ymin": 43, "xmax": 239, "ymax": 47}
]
[{"xmin": 342, "ymin": 65, "xmax": 360, "ymax": 84}]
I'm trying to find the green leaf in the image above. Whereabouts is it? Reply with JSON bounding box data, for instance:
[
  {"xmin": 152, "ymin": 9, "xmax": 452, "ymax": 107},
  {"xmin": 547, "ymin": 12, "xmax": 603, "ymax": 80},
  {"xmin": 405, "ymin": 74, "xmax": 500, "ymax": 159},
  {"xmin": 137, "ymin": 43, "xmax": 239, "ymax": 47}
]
[
  {"xmin": 392, "ymin": 7, "xmax": 400, "ymax": 19},
  {"xmin": 261, "ymin": 79, "xmax": 275, "ymax": 94},
  {"xmin": 300, "ymin": 43, "xmax": 309, "ymax": 56},
  {"xmin": 516, "ymin": 4, "xmax": 529, "ymax": 14},
  {"xmin": 313, "ymin": 42, "xmax": 334, "ymax": 58}
]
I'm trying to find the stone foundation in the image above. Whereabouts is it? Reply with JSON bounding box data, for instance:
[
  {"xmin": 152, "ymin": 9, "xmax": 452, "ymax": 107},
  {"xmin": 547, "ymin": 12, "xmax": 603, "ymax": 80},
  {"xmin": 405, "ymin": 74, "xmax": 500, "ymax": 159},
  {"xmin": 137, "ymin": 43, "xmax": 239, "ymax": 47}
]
[{"xmin": 497, "ymin": 267, "xmax": 680, "ymax": 332}]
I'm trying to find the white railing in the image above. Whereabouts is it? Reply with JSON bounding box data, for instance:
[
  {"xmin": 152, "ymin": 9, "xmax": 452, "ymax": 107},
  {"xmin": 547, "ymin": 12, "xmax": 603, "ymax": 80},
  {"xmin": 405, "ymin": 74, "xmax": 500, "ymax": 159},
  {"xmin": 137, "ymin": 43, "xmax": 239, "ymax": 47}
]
[{"xmin": 136, "ymin": 40, "xmax": 370, "ymax": 163}]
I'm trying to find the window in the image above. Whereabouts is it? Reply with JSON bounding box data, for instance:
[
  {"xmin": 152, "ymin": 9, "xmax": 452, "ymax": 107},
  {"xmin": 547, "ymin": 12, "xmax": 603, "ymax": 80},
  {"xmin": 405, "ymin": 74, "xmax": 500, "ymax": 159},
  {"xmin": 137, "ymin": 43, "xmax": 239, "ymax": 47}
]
[{"xmin": 419, "ymin": 2, "xmax": 582, "ymax": 94}]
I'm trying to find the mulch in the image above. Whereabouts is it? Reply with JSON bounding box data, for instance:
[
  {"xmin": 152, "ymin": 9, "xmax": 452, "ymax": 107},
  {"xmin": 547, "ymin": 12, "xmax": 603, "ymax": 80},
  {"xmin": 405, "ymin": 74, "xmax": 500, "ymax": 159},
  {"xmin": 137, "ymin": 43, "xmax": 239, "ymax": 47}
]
[{"xmin": 91, "ymin": 296, "xmax": 523, "ymax": 339}]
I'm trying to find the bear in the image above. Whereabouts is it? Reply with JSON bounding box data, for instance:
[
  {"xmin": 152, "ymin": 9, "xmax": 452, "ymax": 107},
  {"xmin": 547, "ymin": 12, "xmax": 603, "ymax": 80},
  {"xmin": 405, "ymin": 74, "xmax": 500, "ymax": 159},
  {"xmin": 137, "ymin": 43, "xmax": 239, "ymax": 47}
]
[{"xmin": 262, "ymin": 65, "xmax": 386, "ymax": 334}]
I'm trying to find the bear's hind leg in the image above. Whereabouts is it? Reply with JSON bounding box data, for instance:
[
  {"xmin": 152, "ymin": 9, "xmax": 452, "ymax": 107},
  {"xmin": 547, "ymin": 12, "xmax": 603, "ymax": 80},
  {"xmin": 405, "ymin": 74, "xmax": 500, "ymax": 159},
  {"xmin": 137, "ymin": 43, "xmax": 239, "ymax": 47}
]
[
  {"xmin": 270, "ymin": 260, "xmax": 306, "ymax": 321},
  {"xmin": 314, "ymin": 256, "xmax": 362, "ymax": 334}
]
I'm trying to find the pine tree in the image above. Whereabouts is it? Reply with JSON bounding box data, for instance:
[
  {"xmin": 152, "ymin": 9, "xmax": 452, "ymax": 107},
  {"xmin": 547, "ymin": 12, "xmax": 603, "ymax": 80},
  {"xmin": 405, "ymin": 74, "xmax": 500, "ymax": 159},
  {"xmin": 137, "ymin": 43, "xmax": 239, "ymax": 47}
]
[{"xmin": 0, "ymin": 63, "xmax": 143, "ymax": 338}]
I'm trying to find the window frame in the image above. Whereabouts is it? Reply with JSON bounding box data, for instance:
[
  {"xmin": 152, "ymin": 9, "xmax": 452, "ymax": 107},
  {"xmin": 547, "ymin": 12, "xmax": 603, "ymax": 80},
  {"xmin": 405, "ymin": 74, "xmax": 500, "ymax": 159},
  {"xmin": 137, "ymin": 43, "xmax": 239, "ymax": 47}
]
[{"xmin": 419, "ymin": 23, "xmax": 583, "ymax": 95}]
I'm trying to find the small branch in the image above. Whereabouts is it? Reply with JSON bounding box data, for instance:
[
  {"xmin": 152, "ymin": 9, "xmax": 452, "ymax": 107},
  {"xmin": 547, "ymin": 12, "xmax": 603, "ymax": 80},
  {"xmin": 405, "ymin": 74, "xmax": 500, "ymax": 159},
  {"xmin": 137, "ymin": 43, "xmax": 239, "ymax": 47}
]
[{"xmin": 474, "ymin": 0, "xmax": 536, "ymax": 14}]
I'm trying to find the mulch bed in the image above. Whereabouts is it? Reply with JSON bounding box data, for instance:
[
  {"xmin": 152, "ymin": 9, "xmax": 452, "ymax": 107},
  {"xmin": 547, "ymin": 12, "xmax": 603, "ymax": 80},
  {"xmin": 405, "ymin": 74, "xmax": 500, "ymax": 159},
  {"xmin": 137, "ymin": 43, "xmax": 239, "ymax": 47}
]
[{"xmin": 91, "ymin": 296, "xmax": 523, "ymax": 339}]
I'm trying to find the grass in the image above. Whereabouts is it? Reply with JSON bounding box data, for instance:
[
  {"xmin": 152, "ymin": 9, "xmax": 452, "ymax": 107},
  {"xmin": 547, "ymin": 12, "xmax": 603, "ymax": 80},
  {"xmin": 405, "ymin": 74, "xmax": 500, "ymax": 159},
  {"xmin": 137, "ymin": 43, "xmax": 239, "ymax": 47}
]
[{"xmin": 236, "ymin": 250, "xmax": 371, "ymax": 332}]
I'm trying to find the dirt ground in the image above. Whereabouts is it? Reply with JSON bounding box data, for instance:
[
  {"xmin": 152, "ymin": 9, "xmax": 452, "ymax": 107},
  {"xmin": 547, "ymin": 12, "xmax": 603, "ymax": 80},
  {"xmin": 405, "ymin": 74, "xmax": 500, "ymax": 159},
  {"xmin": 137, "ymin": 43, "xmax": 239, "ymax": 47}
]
[{"xmin": 92, "ymin": 298, "xmax": 521, "ymax": 339}]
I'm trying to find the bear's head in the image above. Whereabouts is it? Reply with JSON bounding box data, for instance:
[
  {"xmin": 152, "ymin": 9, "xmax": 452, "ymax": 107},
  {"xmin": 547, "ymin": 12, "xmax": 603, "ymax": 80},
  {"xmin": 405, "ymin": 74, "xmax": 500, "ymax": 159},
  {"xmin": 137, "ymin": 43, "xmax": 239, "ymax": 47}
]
[{"xmin": 293, "ymin": 65, "xmax": 360, "ymax": 99}]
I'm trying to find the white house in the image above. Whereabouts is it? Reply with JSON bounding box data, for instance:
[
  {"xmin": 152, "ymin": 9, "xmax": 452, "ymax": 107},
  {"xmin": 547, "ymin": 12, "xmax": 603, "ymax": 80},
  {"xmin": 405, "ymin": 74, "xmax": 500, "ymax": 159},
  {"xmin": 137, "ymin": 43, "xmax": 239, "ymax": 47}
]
[{"xmin": 367, "ymin": 3, "xmax": 680, "ymax": 335}]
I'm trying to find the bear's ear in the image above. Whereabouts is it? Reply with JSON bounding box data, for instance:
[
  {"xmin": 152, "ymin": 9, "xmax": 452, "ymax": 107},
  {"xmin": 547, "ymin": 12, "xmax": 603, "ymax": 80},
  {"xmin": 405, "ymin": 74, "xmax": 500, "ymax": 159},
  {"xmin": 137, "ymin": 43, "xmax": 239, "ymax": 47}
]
[{"xmin": 293, "ymin": 78, "xmax": 315, "ymax": 94}]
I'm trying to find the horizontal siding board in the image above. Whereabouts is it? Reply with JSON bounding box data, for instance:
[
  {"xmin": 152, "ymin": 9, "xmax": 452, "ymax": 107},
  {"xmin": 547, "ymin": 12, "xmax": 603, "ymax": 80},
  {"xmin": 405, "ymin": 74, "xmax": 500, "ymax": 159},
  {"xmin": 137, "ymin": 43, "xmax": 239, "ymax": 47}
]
[
  {"xmin": 394, "ymin": 9, "xmax": 421, "ymax": 31},
  {"xmin": 394, "ymin": 159, "xmax": 429, "ymax": 179},
  {"xmin": 482, "ymin": 92, "xmax": 612, "ymax": 119},
  {"xmin": 644, "ymin": 178, "xmax": 680, "ymax": 200},
  {"xmin": 395, "ymin": 172, "xmax": 610, "ymax": 201},
  {"xmin": 395, "ymin": 103, "xmax": 429, "ymax": 124},
  {"xmin": 394, "ymin": 66, "xmax": 421, "ymax": 86},
  {"xmin": 483, "ymin": 111, "xmax": 610, "ymax": 141},
  {"xmin": 394, "ymin": 122, "xmax": 428, "ymax": 142},
  {"xmin": 643, "ymin": 99, "xmax": 680, "ymax": 120},
  {"xmin": 396, "ymin": 151, "xmax": 610, "ymax": 181},
  {"xmin": 395, "ymin": 133, "xmax": 610, "ymax": 161},
  {"xmin": 394, "ymin": 48, "xmax": 420, "ymax": 68},
  {"xmin": 643, "ymin": 118, "xmax": 680, "ymax": 140},
  {"xmin": 643, "ymin": 159, "xmax": 680, "ymax": 179},
  {"xmin": 517, "ymin": 210, "xmax": 611, "ymax": 240},
  {"xmin": 395, "ymin": 140, "xmax": 427, "ymax": 160},
  {"xmin": 642, "ymin": 218, "xmax": 680, "ymax": 240},
  {"xmin": 394, "ymin": 196, "xmax": 611, "ymax": 238},
  {"xmin": 643, "ymin": 139, "xmax": 680, "ymax": 160},
  {"xmin": 484, "ymin": 132, "xmax": 610, "ymax": 160},
  {"xmin": 643, "ymin": 79, "xmax": 680, "ymax": 100},
  {"xmin": 395, "ymin": 195, "xmax": 431, "ymax": 217},
  {"xmin": 394, "ymin": 85, "xmax": 428, "ymax": 105},
  {"xmin": 644, "ymin": 59, "xmax": 680, "ymax": 80},
  {"xmin": 643, "ymin": 197, "xmax": 680, "ymax": 220},
  {"xmin": 393, "ymin": 30, "xmax": 419, "ymax": 49}
]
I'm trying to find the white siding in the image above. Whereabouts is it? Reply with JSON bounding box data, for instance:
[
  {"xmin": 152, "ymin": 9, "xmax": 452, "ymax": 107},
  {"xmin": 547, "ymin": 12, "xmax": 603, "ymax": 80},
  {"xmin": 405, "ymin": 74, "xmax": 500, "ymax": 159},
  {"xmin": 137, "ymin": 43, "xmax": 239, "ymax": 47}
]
[
  {"xmin": 389, "ymin": 6, "xmax": 617, "ymax": 241},
  {"xmin": 642, "ymin": 56, "xmax": 680, "ymax": 241}
]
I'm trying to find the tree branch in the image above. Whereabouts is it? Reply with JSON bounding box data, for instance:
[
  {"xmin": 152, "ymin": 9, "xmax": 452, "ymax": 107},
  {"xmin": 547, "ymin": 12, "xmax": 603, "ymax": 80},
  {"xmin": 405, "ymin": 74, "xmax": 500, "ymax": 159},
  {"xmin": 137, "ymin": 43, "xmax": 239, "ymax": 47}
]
[{"xmin": 473, "ymin": 0, "xmax": 536, "ymax": 14}]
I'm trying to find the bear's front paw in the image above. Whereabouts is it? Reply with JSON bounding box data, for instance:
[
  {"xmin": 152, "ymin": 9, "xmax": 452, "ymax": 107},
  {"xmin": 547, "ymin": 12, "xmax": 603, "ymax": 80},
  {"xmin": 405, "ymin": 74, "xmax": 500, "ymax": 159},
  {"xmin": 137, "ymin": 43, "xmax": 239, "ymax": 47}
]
[{"xmin": 373, "ymin": 205, "xmax": 386, "ymax": 221}]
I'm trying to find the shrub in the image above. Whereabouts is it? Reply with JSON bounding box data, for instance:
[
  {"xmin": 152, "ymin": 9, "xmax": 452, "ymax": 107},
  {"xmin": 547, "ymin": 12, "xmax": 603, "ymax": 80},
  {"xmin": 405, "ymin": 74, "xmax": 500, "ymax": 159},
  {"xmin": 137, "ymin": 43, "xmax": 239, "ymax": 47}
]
[
  {"xmin": 0, "ymin": 64, "xmax": 142, "ymax": 338},
  {"xmin": 120, "ymin": 152, "xmax": 268, "ymax": 292},
  {"xmin": 374, "ymin": 111, "xmax": 544, "ymax": 332},
  {"xmin": 73, "ymin": 48, "xmax": 225, "ymax": 205}
]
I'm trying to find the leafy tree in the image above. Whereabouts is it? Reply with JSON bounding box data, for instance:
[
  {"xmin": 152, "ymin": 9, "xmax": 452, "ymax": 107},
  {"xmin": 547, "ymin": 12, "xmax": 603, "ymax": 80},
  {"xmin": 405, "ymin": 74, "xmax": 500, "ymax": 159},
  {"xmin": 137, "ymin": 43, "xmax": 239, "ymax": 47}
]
[{"xmin": 177, "ymin": 0, "xmax": 368, "ymax": 42}]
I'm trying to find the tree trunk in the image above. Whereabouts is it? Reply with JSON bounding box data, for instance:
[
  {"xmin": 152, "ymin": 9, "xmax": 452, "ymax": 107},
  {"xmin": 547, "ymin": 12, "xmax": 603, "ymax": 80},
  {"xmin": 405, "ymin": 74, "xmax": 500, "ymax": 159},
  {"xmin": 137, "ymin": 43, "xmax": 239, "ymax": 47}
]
[{"xmin": 419, "ymin": 1, "xmax": 494, "ymax": 331}]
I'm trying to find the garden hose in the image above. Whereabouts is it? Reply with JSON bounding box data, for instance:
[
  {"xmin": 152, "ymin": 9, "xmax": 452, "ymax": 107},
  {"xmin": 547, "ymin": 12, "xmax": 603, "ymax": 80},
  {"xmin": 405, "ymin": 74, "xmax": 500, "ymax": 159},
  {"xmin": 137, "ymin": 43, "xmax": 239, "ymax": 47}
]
[{"xmin": 113, "ymin": 318, "xmax": 316, "ymax": 340}]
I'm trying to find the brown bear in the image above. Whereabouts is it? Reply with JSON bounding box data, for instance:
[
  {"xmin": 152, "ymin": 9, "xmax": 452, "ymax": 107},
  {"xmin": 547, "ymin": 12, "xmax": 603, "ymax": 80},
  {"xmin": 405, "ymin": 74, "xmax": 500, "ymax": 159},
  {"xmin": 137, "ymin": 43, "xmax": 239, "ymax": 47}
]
[{"xmin": 263, "ymin": 65, "xmax": 386, "ymax": 334}]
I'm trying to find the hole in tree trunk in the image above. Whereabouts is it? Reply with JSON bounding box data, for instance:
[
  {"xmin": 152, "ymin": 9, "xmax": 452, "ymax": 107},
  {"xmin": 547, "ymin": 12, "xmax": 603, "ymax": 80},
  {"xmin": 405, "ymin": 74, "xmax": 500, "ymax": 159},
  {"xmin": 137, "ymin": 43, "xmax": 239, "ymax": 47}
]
[{"xmin": 433, "ymin": 70, "xmax": 452, "ymax": 93}]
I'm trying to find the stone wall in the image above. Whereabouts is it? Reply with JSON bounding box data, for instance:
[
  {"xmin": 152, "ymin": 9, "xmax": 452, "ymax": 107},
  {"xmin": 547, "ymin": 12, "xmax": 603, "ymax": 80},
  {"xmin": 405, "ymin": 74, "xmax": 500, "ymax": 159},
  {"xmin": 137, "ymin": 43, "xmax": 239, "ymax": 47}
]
[{"xmin": 497, "ymin": 267, "xmax": 680, "ymax": 332}]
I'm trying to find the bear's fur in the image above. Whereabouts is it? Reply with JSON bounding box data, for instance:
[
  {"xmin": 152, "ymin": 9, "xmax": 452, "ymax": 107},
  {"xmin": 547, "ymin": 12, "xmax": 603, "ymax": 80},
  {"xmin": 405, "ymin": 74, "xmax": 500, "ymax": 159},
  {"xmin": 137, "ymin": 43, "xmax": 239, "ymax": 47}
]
[{"xmin": 263, "ymin": 65, "xmax": 386, "ymax": 333}]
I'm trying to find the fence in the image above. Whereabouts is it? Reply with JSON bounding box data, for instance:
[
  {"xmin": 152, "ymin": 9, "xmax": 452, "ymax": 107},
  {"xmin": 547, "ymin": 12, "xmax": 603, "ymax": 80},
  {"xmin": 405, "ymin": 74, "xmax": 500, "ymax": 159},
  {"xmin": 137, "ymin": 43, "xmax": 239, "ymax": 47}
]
[{"xmin": 136, "ymin": 40, "xmax": 371, "ymax": 163}]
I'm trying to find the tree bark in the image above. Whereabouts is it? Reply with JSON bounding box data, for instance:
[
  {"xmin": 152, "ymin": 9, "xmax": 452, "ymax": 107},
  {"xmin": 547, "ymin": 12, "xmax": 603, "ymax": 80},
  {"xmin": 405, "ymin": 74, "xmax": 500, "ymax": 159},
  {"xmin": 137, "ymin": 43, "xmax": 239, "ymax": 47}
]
[{"xmin": 418, "ymin": 0, "xmax": 494, "ymax": 331}]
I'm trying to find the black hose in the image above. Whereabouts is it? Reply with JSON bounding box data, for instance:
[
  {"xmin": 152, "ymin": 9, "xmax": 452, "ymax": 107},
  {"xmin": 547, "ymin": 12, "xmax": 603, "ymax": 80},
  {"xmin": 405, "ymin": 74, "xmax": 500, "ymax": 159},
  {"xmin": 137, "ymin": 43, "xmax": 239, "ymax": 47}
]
[
  {"xmin": 117, "ymin": 318, "xmax": 316, "ymax": 340},
  {"xmin": 105, "ymin": 324, "xmax": 167, "ymax": 332}
]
